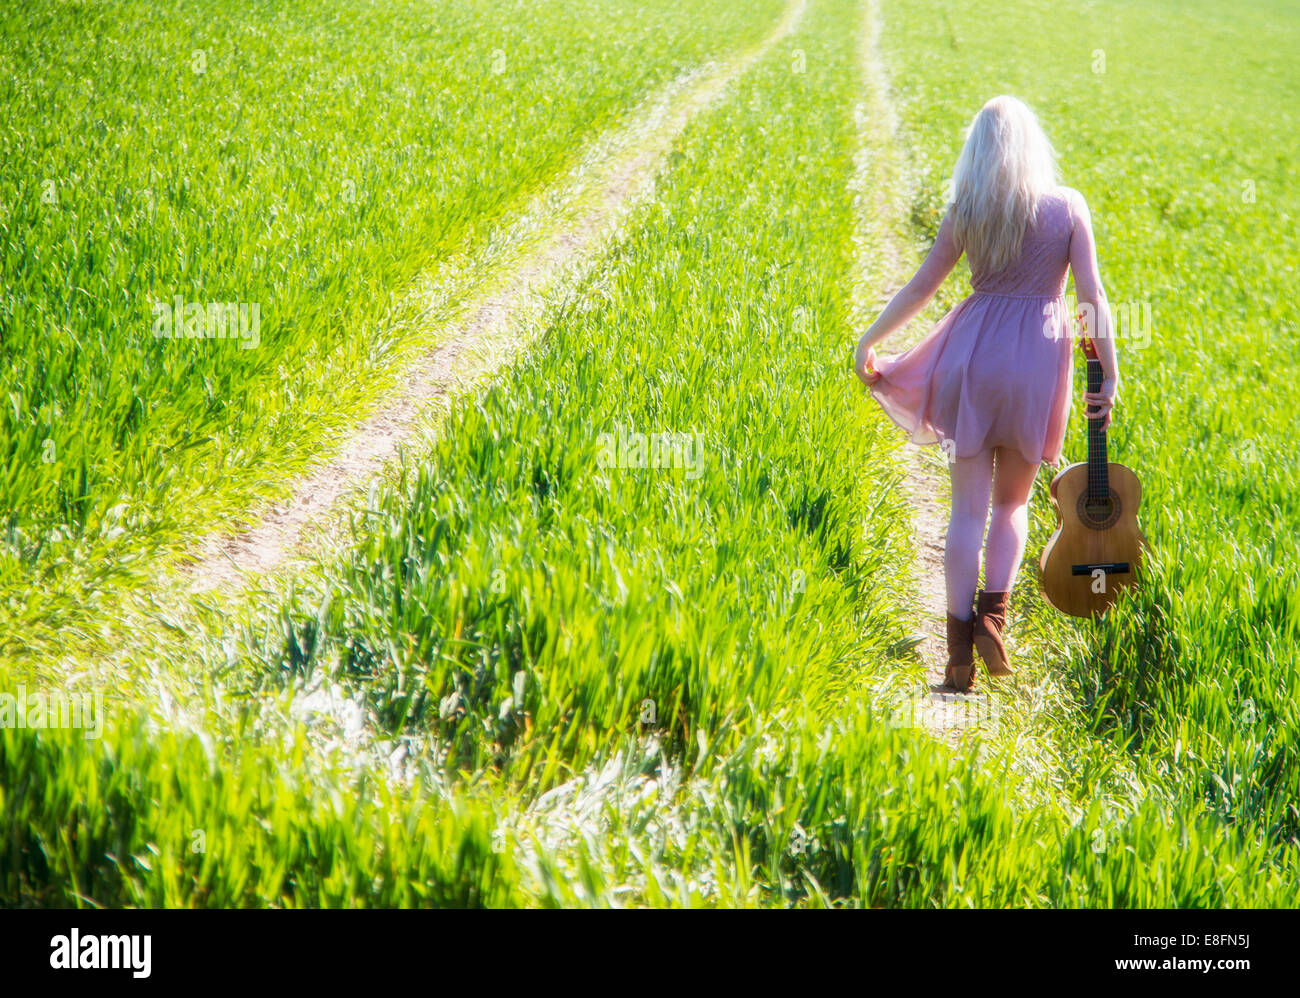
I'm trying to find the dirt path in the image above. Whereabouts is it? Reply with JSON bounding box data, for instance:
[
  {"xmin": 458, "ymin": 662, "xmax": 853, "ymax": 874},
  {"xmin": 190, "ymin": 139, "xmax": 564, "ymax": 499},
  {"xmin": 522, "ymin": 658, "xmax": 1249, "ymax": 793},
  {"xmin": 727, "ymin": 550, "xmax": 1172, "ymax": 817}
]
[
  {"xmin": 186, "ymin": 0, "xmax": 807, "ymax": 595},
  {"xmin": 853, "ymin": 0, "xmax": 995, "ymax": 744},
  {"xmin": 48, "ymin": 0, "xmax": 813, "ymax": 779}
]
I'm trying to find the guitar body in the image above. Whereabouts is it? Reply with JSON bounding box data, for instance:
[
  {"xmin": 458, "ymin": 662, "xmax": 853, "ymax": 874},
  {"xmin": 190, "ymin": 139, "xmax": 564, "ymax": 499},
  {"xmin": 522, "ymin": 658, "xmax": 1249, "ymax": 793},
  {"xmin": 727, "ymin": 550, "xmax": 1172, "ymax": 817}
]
[
  {"xmin": 1038, "ymin": 336, "xmax": 1147, "ymax": 619},
  {"xmin": 1039, "ymin": 460, "xmax": 1146, "ymax": 618}
]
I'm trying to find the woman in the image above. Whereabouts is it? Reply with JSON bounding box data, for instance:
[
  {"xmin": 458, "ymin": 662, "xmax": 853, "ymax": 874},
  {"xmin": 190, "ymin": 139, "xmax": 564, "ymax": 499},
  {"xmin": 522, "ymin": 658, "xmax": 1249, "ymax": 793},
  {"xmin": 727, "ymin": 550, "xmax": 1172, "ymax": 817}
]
[{"xmin": 853, "ymin": 95, "xmax": 1119, "ymax": 693}]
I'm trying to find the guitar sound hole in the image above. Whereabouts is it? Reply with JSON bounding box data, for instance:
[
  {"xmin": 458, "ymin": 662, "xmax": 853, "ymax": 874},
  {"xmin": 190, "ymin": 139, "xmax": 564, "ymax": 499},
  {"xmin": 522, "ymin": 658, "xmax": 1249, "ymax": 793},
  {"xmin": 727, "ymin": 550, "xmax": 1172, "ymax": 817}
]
[{"xmin": 1076, "ymin": 487, "xmax": 1121, "ymax": 530}]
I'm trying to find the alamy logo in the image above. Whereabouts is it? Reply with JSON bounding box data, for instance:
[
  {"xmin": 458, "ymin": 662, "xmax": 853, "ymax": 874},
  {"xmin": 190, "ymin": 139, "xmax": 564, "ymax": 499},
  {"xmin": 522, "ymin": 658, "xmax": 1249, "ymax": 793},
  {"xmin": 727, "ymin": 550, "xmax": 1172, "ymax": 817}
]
[
  {"xmin": 50, "ymin": 930, "xmax": 151, "ymax": 978},
  {"xmin": 0, "ymin": 685, "xmax": 103, "ymax": 739},
  {"xmin": 152, "ymin": 295, "xmax": 260, "ymax": 349},
  {"xmin": 1041, "ymin": 294, "xmax": 1152, "ymax": 348},
  {"xmin": 596, "ymin": 426, "xmax": 704, "ymax": 479}
]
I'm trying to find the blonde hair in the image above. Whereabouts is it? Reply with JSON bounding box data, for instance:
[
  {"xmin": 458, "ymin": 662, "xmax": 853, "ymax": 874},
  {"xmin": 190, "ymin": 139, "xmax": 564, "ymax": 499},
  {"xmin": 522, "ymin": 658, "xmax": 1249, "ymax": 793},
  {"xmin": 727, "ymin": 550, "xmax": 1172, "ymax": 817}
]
[{"xmin": 948, "ymin": 96, "xmax": 1059, "ymax": 274}]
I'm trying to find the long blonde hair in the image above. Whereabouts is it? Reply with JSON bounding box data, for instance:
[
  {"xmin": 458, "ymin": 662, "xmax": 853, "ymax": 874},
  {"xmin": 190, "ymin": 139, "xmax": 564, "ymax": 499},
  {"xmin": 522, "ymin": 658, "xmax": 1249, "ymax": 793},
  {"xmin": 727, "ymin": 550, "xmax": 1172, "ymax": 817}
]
[{"xmin": 948, "ymin": 96, "xmax": 1059, "ymax": 274}]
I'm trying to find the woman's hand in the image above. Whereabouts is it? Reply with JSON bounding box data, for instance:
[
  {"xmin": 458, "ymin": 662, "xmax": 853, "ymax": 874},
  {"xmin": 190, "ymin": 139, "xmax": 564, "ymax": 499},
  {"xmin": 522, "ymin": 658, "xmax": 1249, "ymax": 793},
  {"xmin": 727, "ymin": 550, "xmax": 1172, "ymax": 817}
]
[
  {"xmin": 855, "ymin": 342, "xmax": 881, "ymax": 386},
  {"xmin": 1083, "ymin": 377, "xmax": 1117, "ymax": 431}
]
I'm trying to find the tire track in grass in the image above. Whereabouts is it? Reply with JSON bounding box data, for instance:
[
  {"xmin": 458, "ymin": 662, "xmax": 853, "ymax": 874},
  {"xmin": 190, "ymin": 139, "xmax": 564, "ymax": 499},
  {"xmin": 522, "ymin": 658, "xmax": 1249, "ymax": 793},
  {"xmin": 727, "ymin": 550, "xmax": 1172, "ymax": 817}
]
[
  {"xmin": 185, "ymin": 0, "xmax": 808, "ymax": 596},
  {"xmin": 852, "ymin": 0, "xmax": 996, "ymax": 746},
  {"xmin": 46, "ymin": 0, "xmax": 809, "ymax": 800}
]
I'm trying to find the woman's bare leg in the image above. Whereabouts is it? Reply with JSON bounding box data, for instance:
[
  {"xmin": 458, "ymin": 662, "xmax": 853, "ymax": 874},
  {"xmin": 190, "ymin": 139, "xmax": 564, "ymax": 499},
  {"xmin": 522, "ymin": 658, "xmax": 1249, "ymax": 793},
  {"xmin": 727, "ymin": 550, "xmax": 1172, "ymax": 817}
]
[
  {"xmin": 984, "ymin": 446, "xmax": 1040, "ymax": 591},
  {"xmin": 946, "ymin": 448, "xmax": 994, "ymax": 620}
]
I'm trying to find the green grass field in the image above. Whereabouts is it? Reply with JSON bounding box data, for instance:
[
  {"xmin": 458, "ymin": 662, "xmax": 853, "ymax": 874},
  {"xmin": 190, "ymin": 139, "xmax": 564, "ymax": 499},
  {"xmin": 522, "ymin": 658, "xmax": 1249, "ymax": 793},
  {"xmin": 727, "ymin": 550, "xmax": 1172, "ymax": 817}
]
[{"xmin": 2, "ymin": 0, "xmax": 1297, "ymax": 908}]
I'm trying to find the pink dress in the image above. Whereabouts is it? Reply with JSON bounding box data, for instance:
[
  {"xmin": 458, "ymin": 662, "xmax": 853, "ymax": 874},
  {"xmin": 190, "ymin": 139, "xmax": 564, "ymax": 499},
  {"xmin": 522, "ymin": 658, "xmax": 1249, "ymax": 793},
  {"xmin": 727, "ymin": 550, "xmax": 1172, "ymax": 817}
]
[{"xmin": 870, "ymin": 186, "xmax": 1096, "ymax": 467}]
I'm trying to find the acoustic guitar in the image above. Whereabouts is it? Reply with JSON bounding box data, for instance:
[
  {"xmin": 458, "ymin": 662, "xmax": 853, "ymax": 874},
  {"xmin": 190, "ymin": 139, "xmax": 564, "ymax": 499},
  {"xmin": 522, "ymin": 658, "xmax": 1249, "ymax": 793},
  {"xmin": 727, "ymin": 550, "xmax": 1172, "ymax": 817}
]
[{"xmin": 1039, "ymin": 337, "xmax": 1146, "ymax": 618}]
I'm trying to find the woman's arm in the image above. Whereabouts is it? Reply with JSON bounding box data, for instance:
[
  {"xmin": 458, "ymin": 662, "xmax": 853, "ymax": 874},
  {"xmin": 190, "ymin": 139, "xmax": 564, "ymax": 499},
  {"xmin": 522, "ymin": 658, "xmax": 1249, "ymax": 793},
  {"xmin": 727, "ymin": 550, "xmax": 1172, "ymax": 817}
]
[
  {"xmin": 854, "ymin": 208, "xmax": 962, "ymax": 384},
  {"xmin": 1067, "ymin": 189, "xmax": 1120, "ymax": 429}
]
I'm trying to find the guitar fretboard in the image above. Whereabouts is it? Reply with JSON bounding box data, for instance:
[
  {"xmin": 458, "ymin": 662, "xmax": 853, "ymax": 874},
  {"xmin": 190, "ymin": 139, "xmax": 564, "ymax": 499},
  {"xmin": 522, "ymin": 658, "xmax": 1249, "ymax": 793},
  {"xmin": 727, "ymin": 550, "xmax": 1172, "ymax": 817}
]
[{"xmin": 1086, "ymin": 351, "xmax": 1109, "ymax": 501}]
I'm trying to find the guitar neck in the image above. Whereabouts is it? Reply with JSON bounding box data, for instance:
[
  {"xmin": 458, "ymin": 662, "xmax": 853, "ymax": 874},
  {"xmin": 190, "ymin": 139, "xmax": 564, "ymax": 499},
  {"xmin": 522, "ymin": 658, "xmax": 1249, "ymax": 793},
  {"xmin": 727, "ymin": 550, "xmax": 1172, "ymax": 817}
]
[{"xmin": 1086, "ymin": 354, "xmax": 1109, "ymax": 499}]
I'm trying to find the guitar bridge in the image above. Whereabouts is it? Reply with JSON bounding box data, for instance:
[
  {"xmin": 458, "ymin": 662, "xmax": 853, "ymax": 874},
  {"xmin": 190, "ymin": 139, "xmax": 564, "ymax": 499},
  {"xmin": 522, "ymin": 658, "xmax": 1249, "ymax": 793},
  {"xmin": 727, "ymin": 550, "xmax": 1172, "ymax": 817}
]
[{"xmin": 1071, "ymin": 563, "xmax": 1131, "ymax": 576}]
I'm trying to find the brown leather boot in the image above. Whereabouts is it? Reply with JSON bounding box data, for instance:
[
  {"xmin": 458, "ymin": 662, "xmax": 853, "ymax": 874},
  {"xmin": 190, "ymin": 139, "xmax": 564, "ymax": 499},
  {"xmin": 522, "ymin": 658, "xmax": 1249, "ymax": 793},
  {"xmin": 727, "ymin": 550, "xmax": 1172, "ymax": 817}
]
[
  {"xmin": 944, "ymin": 612, "xmax": 976, "ymax": 692},
  {"xmin": 973, "ymin": 589, "xmax": 1013, "ymax": 676}
]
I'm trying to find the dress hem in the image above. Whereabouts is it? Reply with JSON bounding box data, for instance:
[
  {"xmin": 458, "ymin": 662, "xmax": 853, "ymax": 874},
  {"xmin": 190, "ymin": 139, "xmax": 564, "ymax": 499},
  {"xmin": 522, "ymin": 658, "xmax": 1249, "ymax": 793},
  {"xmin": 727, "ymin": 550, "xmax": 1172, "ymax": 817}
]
[{"xmin": 870, "ymin": 379, "xmax": 1054, "ymax": 468}]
